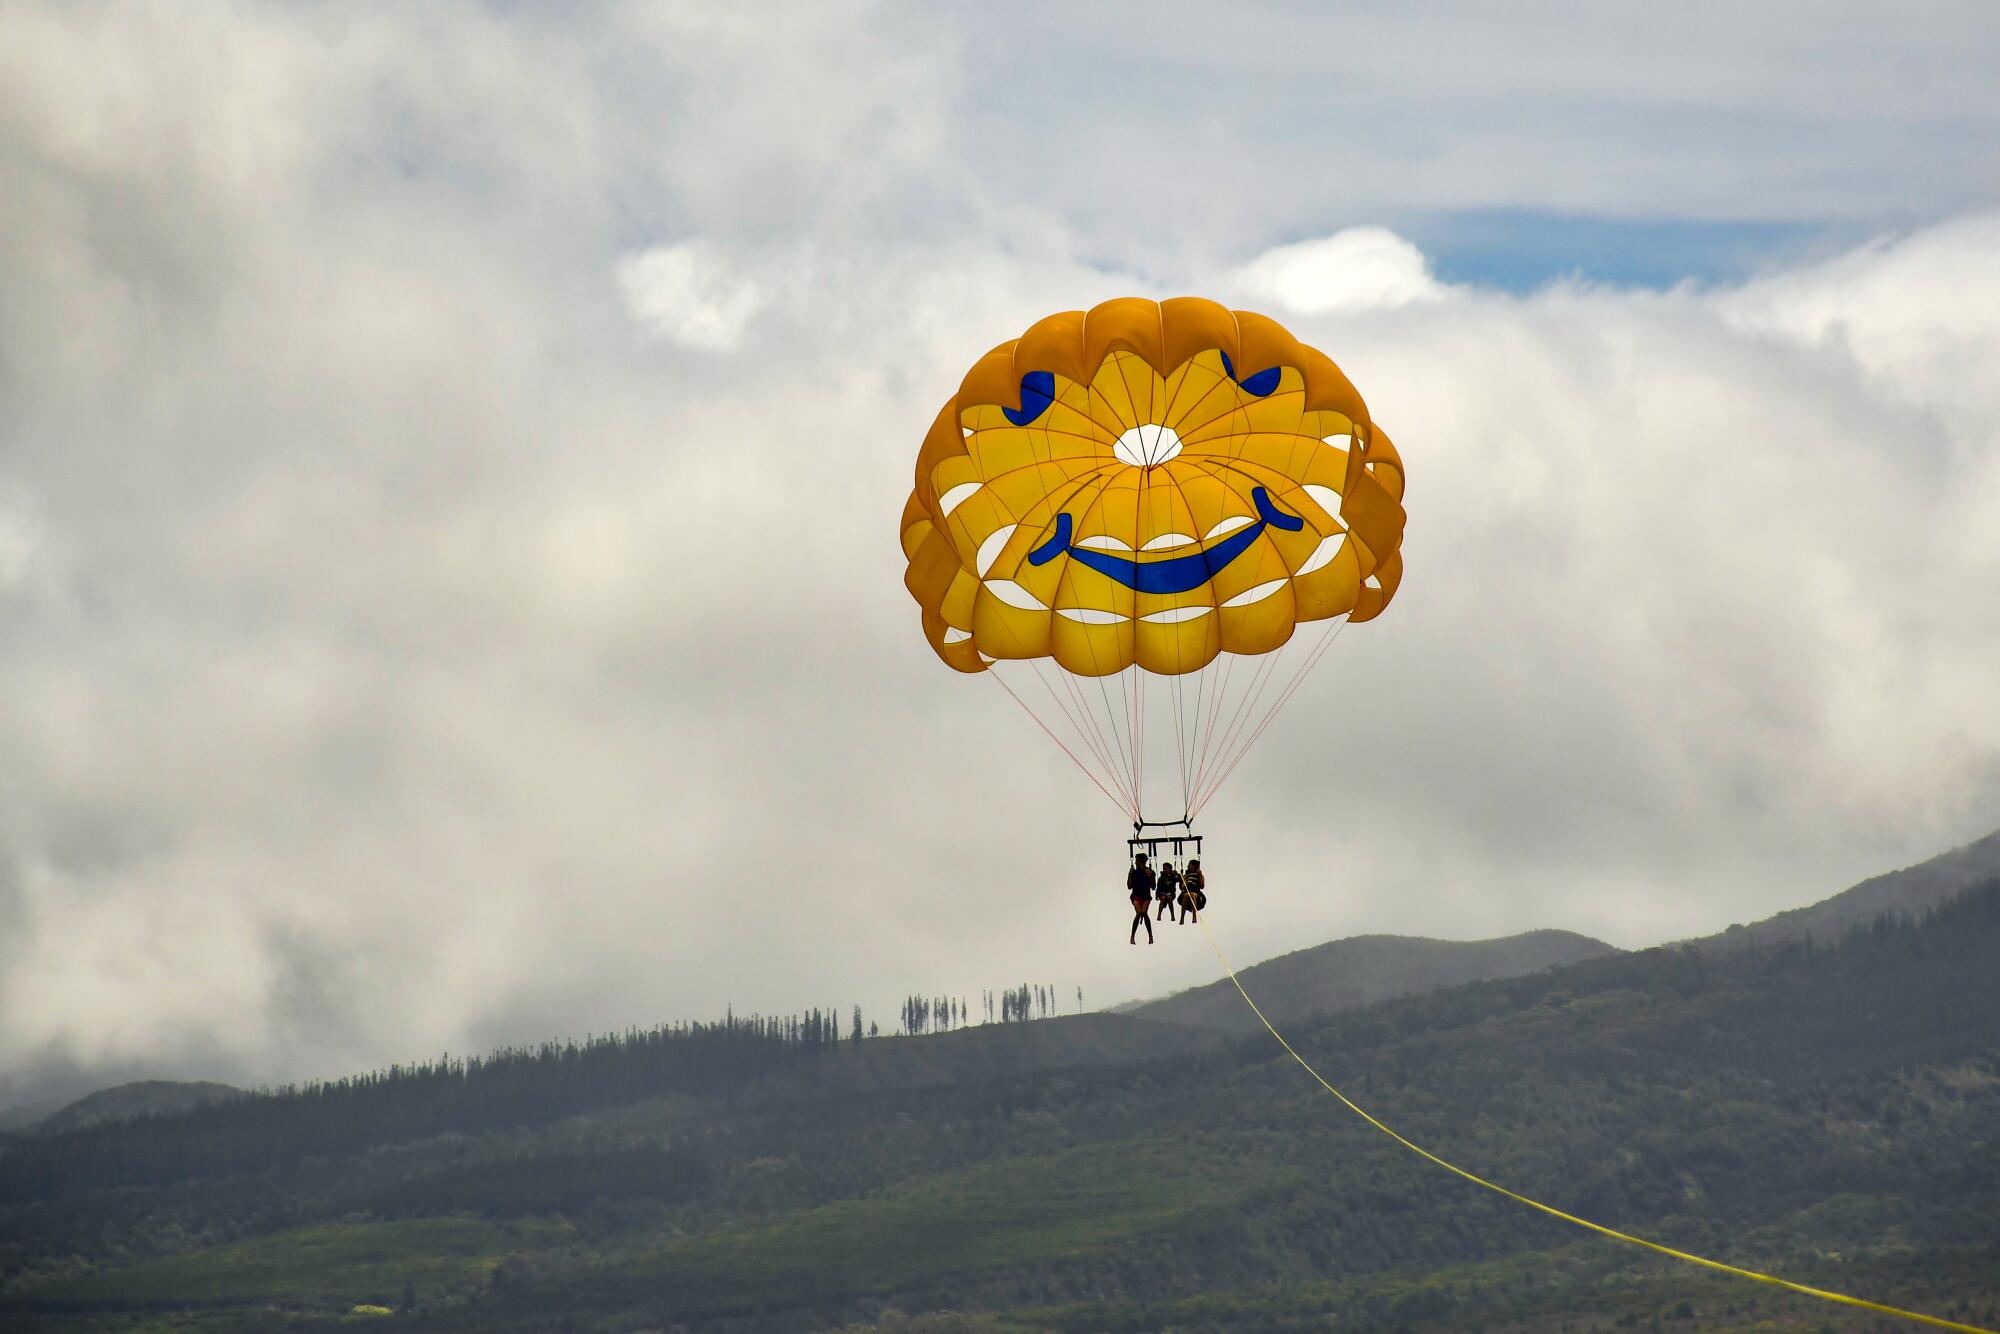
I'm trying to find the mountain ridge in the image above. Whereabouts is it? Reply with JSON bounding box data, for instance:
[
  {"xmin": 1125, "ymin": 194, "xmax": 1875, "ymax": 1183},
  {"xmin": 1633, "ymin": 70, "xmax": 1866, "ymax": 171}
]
[
  {"xmin": 1118, "ymin": 926, "xmax": 1618, "ymax": 1033},
  {"xmin": 1679, "ymin": 825, "xmax": 2000, "ymax": 953},
  {"xmin": 34, "ymin": 1080, "xmax": 243, "ymax": 1134},
  {"xmin": 7, "ymin": 878, "xmax": 1996, "ymax": 1330}
]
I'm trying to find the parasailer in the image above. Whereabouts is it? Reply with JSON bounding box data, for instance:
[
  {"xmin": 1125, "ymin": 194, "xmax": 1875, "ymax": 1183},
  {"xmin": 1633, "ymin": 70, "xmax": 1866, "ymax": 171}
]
[
  {"xmin": 1155, "ymin": 860, "xmax": 1182, "ymax": 922},
  {"xmin": 1183, "ymin": 859, "xmax": 1207, "ymax": 916},
  {"xmin": 1126, "ymin": 853, "xmax": 1155, "ymax": 945},
  {"xmin": 899, "ymin": 298, "xmax": 1406, "ymax": 929}
]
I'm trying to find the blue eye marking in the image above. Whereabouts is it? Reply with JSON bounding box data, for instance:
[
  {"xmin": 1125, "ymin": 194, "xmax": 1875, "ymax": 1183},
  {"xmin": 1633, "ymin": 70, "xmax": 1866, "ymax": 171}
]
[
  {"xmin": 1219, "ymin": 351, "xmax": 1282, "ymax": 398},
  {"xmin": 1003, "ymin": 371, "xmax": 1056, "ymax": 426}
]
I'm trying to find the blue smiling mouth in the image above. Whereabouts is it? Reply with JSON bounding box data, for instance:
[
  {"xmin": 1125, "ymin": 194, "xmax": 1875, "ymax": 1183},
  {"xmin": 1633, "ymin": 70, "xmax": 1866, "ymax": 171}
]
[{"xmin": 1025, "ymin": 487, "xmax": 1305, "ymax": 596}]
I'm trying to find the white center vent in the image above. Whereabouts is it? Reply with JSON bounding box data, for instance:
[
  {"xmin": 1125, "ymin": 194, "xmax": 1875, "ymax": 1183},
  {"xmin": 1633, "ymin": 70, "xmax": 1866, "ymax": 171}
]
[{"xmin": 1113, "ymin": 423, "xmax": 1183, "ymax": 468}]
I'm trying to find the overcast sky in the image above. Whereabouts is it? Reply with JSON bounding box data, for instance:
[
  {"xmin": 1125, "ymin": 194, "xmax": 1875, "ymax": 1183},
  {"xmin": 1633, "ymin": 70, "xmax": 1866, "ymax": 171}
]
[{"xmin": 3, "ymin": 0, "xmax": 1999, "ymax": 1106}]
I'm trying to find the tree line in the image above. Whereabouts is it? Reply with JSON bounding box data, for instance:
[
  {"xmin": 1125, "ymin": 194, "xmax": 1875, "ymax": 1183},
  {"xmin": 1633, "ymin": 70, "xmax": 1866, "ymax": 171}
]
[
  {"xmin": 4, "ymin": 976, "xmax": 1094, "ymax": 1201},
  {"xmin": 1, "ymin": 1007, "xmax": 850, "ymax": 1203},
  {"xmin": 900, "ymin": 983, "xmax": 1078, "ymax": 1033}
]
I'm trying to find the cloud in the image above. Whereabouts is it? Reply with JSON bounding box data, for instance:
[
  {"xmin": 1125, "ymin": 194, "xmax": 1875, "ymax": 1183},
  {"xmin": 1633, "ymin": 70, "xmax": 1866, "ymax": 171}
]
[
  {"xmin": 0, "ymin": 2, "xmax": 1997, "ymax": 1100},
  {"xmin": 617, "ymin": 241, "xmax": 766, "ymax": 350},
  {"xmin": 1233, "ymin": 226, "xmax": 1452, "ymax": 313}
]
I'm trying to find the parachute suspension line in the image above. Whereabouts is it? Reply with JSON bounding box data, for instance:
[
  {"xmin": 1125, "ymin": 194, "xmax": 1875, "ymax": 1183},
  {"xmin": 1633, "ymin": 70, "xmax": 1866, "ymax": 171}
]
[
  {"xmin": 1211, "ymin": 643, "xmax": 1285, "ymax": 795},
  {"xmin": 1190, "ymin": 644, "xmax": 1284, "ymax": 810},
  {"xmin": 1053, "ymin": 664, "xmax": 1129, "ymax": 811},
  {"xmin": 1134, "ymin": 665, "xmax": 1147, "ymax": 818},
  {"xmin": 1192, "ymin": 616, "xmax": 1350, "ymax": 818},
  {"xmin": 987, "ymin": 669, "xmax": 1131, "ymax": 818},
  {"xmin": 1104, "ymin": 668, "xmax": 1138, "ymax": 813},
  {"xmin": 1146, "ymin": 449, "xmax": 1206, "ymax": 827},
  {"xmin": 1041, "ymin": 662, "xmax": 1126, "ymax": 807},
  {"xmin": 1188, "ymin": 651, "xmax": 1238, "ymax": 816},
  {"xmin": 1184, "ymin": 661, "xmax": 1204, "ymax": 814},
  {"xmin": 1196, "ymin": 919, "xmax": 1993, "ymax": 1334},
  {"xmin": 1127, "ymin": 671, "xmax": 1142, "ymax": 812},
  {"xmin": 1026, "ymin": 659, "xmax": 1134, "ymax": 817},
  {"xmin": 1037, "ymin": 457, "xmax": 1140, "ymax": 818},
  {"xmin": 1192, "ymin": 647, "xmax": 1241, "ymax": 806},
  {"xmin": 1135, "ymin": 459, "xmax": 1153, "ymax": 821},
  {"xmin": 1083, "ymin": 646, "xmax": 1137, "ymax": 819},
  {"xmin": 1170, "ymin": 667, "xmax": 1192, "ymax": 822},
  {"xmin": 1121, "ymin": 669, "xmax": 1134, "ymax": 816},
  {"xmin": 1201, "ymin": 616, "xmax": 1350, "ymax": 812},
  {"xmin": 1211, "ymin": 647, "xmax": 1288, "ymax": 805}
]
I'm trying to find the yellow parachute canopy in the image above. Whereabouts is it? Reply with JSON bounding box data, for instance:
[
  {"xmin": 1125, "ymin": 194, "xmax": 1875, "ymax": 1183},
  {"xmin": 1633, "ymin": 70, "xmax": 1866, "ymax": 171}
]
[
  {"xmin": 901, "ymin": 297, "xmax": 1405, "ymax": 678},
  {"xmin": 900, "ymin": 297, "xmax": 1406, "ymax": 823}
]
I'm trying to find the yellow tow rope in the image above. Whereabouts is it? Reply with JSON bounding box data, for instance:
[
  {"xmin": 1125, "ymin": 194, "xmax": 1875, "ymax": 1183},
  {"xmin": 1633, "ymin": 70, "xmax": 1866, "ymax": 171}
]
[{"xmin": 1197, "ymin": 919, "xmax": 1993, "ymax": 1333}]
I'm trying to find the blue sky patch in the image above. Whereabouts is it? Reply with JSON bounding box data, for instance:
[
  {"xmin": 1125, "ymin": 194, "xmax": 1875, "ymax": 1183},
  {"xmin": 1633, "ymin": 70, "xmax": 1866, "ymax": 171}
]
[{"xmin": 1395, "ymin": 209, "xmax": 1859, "ymax": 293}]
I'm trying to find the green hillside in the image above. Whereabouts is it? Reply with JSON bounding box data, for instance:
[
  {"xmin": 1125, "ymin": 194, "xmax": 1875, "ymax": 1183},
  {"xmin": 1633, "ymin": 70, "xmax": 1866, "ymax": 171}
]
[
  {"xmin": 1685, "ymin": 827, "xmax": 2000, "ymax": 954},
  {"xmin": 4, "ymin": 876, "xmax": 1997, "ymax": 1331},
  {"xmin": 1121, "ymin": 928, "xmax": 1617, "ymax": 1033}
]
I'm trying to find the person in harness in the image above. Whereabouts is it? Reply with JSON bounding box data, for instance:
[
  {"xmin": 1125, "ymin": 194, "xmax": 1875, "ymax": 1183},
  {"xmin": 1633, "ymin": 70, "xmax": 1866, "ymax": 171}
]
[
  {"xmin": 1127, "ymin": 853, "xmax": 1156, "ymax": 944},
  {"xmin": 1179, "ymin": 858, "xmax": 1207, "ymax": 924},
  {"xmin": 1155, "ymin": 860, "xmax": 1183, "ymax": 923}
]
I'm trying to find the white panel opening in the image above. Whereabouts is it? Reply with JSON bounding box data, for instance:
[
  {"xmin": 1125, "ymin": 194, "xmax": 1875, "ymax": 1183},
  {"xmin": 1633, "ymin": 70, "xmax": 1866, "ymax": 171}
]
[
  {"xmin": 1297, "ymin": 533, "xmax": 1346, "ymax": 576},
  {"xmin": 983, "ymin": 579, "xmax": 1045, "ymax": 610},
  {"xmin": 1140, "ymin": 605, "xmax": 1212, "ymax": 624},
  {"xmin": 1304, "ymin": 484, "xmax": 1342, "ymax": 518},
  {"xmin": 1221, "ymin": 579, "xmax": 1288, "ymax": 608},
  {"xmin": 977, "ymin": 524, "xmax": 1017, "ymax": 576},
  {"xmin": 939, "ymin": 482, "xmax": 982, "ymax": 516},
  {"xmin": 1113, "ymin": 423, "xmax": 1184, "ymax": 468}
]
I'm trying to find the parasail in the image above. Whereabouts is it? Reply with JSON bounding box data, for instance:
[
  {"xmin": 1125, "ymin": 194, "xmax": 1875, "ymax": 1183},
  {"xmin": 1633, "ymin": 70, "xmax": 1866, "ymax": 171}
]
[
  {"xmin": 897, "ymin": 302, "xmax": 1998, "ymax": 1334},
  {"xmin": 900, "ymin": 297, "xmax": 1406, "ymax": 839}
]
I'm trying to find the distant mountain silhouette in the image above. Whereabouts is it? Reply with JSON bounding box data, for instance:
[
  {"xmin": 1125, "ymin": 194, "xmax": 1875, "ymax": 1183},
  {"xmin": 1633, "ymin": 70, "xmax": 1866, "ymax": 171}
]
[
  {"xmin": 1118, "ymin": 928, "xmax": 1616, "ymax": 1033},
  {"xmin": 0, "ymin": 1100, "xmax": 62, "ymax": 1134},
  {"xmin": 36, "ymin": 1080, "xmax": 242, "ymax": 1133},
  {"xmin": 1684, "ymin": 825, "xmax": 2000, "ymax": 953}
]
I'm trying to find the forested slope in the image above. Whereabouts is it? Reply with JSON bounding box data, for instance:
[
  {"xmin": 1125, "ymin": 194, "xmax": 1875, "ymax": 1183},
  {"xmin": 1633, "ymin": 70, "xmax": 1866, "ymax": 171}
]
[
  {"xmin": 1123, "ymin": 928, "xmax": 1616, "ymax": 1033},
  {"xmin": 4, "ymin": 881, "xmax": 1997, "ymax": 1331},
  {"xmin": 1686, "ymin": 825, "xmax": 2000, "ymax": 953}
]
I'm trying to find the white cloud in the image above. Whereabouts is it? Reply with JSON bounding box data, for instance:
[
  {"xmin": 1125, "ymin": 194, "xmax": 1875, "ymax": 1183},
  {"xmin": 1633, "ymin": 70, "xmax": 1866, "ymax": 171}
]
[
  {"xmin": 0, "ymin": 2, "xmax": 1997, "ymax": 1098},
  {"xmin": 1233, "ymin": 226, "xmax": 1452, "ymax": 313},
  {"xmin": 617, "ymin": 240, "xmax": 766, "ymax": 350},
  {"xmin": 0, "ymin": 492, "xmax": 43, "ymax": 596}
]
